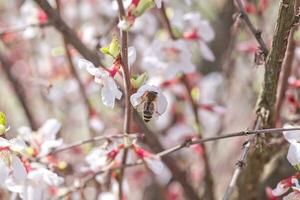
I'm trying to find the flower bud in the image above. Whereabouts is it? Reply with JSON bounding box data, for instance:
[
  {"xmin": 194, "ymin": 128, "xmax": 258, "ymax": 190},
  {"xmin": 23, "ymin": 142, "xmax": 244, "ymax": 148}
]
[
  {"xmin": 100, "ymin": 37, "xmax": 121, "ymax": 58},
  {"xmin": 0, "ymin": 112, "xmax": 7, "ymax": 135},
  {"xmin": 130, "ymin": 72, "xmax": 148, "ymax": 89},
  {"xmin": 131, "ymin": 0, "xmax": 155, "ymax": 17}
]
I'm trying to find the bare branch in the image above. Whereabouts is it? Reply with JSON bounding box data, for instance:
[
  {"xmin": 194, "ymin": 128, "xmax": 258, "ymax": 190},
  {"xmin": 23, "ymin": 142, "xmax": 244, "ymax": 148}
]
[
  {"xmin": 43, "ymin": 133, "xmax": 141, "ymax": 157},
  {"xmin": 234, "ymin": 0, "xmax": 269, "ymax": 56},
  {"xmin": 116, "ymin": 0, "xmax": 133, "ymax": 199},
  {"xmin": 0, "ymin": 22, "xmax": 51, "ymax": 37},
  {"xmin": 224, "ymin": 0, "xmax": 297, "ymax": 199}
]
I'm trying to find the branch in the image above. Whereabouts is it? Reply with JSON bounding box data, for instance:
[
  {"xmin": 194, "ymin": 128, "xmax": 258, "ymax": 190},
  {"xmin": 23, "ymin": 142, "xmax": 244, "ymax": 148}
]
[
  {"xmin": 0, "ymin": 22, "xmax": 51, "ymax": 37},
  {"xmin": 116, "ymin": 1, "xmax": 132, "ymax": 199},
  {"xmin": 234, "ymin": 0, "xmax": 269, "ymax": 56},
  {"xmin": 43, "ymin": 133, "xmax": 141, "ymax": 157},
  {"xmin": 33, "ymin": 0, "xmax": 103, "ymax": 67},
  {"xmin": 275, "ymin": 22, "xmax": 298, "ymax": 122},
  {"xmin": 57, "ymin": 126, "xmax": 300, "ymax": 198},
  {"xmin": 224, "ymin": 0, "xmax": 297, "ymax": 199},
  {"xmin": 0, "ymin": 52, "xmax": 39, "ymax": 130}
]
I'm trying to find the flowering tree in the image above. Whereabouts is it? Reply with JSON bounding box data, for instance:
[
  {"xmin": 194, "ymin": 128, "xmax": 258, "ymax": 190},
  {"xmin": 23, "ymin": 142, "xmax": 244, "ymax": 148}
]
[{"xmin": 0, "ymin": 0, "xmax": 300, "ymax": 199}]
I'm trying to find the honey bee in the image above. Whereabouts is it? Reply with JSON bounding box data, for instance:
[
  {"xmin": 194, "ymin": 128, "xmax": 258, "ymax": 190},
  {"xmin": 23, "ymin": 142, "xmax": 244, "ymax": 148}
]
[{"xmin": 137, "ymin": 91, "xmax": 158, "ymax": 123}]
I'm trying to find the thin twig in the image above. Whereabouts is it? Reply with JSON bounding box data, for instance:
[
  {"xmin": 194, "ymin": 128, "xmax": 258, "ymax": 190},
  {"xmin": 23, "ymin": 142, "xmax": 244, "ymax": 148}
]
[
  {"xmin": 235, "ymin": 0, "xmax": 269, "ymax": 56},
  {"xmin": 116, "ymin": 1, "xmax": 132, "ymax": 199},
  {"xmin": 0, "ymin": 22, "xmax": 51, "ymax": 37},
  {"xmin": 222, "ymin": 117, "xmax": 261, "ymax": 200},
  {"xmin": 43, "ymin": 133, "xmax": 141, "ymax": 157}
]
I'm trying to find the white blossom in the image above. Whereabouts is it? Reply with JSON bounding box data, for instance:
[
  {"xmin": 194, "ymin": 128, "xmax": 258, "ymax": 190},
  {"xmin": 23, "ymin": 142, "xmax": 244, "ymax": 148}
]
[
  {"xmin": 143, "ymin": 39, "xmax": 195, "ymax": 82},
  {"xmin": 283, "ymin": 124, "xmax": 300, "ymax": 166},
  {"xmin": 183, "ymin": 12, "xmax": 215, "ymax": 61},
  {"xmin": 18, "ymin": 119, "xmax": 63, "ymax": 157},
  {"xmin": 78, "ymin": 59, "xmax": 122, "ymax": 108}
]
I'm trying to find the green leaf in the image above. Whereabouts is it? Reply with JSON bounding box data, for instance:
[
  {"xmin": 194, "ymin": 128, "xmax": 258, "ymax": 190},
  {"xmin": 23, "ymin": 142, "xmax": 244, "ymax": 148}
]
[
  {"xmin": 172, "ymin": 27, "xmax": 183, "ymax": 39},
  {"xmin": 131, "ymin": 0, "xmax": 155, "ymax": 17},
  {"xmin": 100, "ymin": 47, "xmax": 110, "ymax": 55},
  {"xmin": 131, "ymin": 72, "xmax": 148, "ymax": 89},
  {"xmin": 0, "ymin": 112, "xmax": 6, "ymax": 127},
  {"xmin": 294, "ymin": 164, "xmax": 300, "ymax": 171},
  {"xmin": 109, "ymin": 38, "xmax": 121, "ymax": 58},
  {"xmin": 0, "ymin": 112, "xmax": 6, "ymax": 135}
]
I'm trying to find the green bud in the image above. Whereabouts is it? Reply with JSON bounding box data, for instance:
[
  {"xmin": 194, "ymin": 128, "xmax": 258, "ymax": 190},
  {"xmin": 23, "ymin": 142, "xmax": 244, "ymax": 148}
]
[
  {"xmin": 100, "ymin": 47, "xmax": 110, "ymax": 55},
  {"xmin": 131, "ymin": 0, "xmax": 155, "ymax": 17},
  {"xmin": 172, "ymin": 26, "xmax": 183, "ymax": 39},
  {"xmin": 109, "ymin": 37, "xmax": 121, "ymax": 58},
  {"xmin": 130, "ymin": 72, "xmax": 148, "ymax": 89},
  {"xmin": 99, "ymin": 37, "xmax": 121, "ymax": 58},
  {"xmin": 191, "ymin": 87, "xmax": 200, "ymax": 102},
  {"xmin": 0, "ymin": 112, "xmax": 7, "ymax": 135},
  {"xmin": 294, "ymin": 164, "xmax": 300, "ymax": 171}
]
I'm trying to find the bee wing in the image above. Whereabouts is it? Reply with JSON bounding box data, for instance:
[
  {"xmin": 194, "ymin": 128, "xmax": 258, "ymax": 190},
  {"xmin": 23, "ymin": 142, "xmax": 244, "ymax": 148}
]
[
  {"xmin": 152, "ymin": 102, "xmax": 160, "ymax": 118},
  {"xmin": 136, "ymin": 102, "xmax": 144, "ymax": 113}
]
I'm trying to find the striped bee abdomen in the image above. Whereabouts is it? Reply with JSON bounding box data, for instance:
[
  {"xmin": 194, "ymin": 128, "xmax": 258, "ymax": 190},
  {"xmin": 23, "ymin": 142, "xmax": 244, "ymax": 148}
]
[{"xmin": 143, "ymin": 101, "xmax": 154, "ymax": 122}]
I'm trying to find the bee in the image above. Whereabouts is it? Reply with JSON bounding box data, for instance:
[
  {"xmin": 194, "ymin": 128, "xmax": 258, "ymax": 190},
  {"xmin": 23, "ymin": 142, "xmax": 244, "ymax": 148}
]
[{"xmin": 137, "ymin": 91, "xmax": 158, "ymax": 123}]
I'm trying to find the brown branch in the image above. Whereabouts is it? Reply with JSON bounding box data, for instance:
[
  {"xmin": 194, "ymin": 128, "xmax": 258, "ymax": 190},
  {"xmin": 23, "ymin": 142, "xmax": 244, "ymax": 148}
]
[
  {"xmin": 275, "ymin": 22, "xmax": 298, "ymax": 122},
  {"xmin": 42, "ymin": 133, "xmax": 141, "ymax": 157},
  {"xmin": 0, "ymin": 52, "xmax": 39, "ymax": 130},
  {"xmin": 223, "ymin": 0, "xmax": 297, "ymax": 199},
  {"xmin": 33, "ymin": 0, "xmax": 103, "ymax": 67},
  {"xmin": 116, "ymin": 0, "xmax": 132, "ymax": 199},
  {"xmin": 234, "ymin": 0, "xmax": 269, "ymax": 56},
  {"xmin": 58, "ymin": 126, "xmax": 300, "ymax": 198}
]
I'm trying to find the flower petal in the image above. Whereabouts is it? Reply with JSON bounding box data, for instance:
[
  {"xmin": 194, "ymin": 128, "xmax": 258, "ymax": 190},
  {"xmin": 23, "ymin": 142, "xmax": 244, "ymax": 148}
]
[
  {"xmin": 283, "ymin": 124, "xmax": 300, "ymax": 143},
  {"xmin": 272, "ymin": 181, "xmax": 290, "ymax": 197},
  {"xmin": 101, "ymin": 77, "xmax": 122, "ymax": 108},
  {"xmin": 0, "ymin": 160, "xmax": 9, "ymax": 185},
  {"xmin": 145, "ymin": 157, "xmax": 171, "ymax": 185},
  {"xmin": 9, "ymin": 138, "xmax": 27, "ymax": 152},
  {"xmin": 12, "ymin": 155, "xmax": 27, "ymax": 181},
  {"xmin": 287, "ymin": 143, "xmax": 300, "ymax": 166},
  {"xmin": 156, "ymin": 92, "xmax": 168, "ymax": 115},
  {"xmin": 198, "ymin": 20, "xmax": 215, "ymax": 42},
  {"xmin": 38, "ymin": 119, "xmax": 61, "ymax": 141},
  {"xmin": 199, "ymin": 41, "xmax": 215, "ymax": 62},
  {"xmin": 77, "ymin": 58, "xmax": 95, "ymax": 70}
]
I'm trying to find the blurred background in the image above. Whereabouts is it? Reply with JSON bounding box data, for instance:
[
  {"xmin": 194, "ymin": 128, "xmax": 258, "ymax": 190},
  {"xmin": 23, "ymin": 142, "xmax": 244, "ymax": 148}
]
[{"xmin": 0, "ymin": 0, "xmax": 298, "ymax": 199}]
